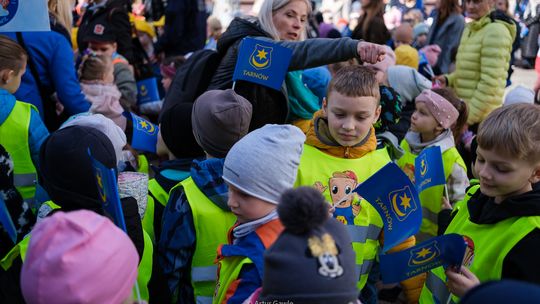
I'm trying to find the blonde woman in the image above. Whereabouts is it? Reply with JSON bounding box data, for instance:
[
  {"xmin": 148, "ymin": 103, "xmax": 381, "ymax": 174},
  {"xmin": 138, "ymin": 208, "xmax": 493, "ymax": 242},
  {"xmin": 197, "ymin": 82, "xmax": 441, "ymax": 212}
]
[{"xmin": 207, "ymin": 0, "xmax": 387, "ymax": 131}]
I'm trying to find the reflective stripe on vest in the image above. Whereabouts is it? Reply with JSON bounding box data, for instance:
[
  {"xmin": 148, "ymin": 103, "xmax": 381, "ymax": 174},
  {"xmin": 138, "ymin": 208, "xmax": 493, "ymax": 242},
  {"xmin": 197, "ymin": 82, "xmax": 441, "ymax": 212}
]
[
  {"xmin": 419, "ymin": 186, "xmax": 540, "ymax": 303},
  {"xmin": 0, "ymin": 101, "xmax": 37, "ymax": 203},
  {"xmin": 143, "ymin": 179, "xmax": 171, "ymax": 244},
  {"xmin": 295, "ymin": 144, "xmax": 389, "ymax": 290},
  {"xmin": 397, "ymin": 140, "xmax": 466, "ymax": 237},
  {"xmin": 178, "ymin": 177, "xmax": 236, "ymax": 301}
]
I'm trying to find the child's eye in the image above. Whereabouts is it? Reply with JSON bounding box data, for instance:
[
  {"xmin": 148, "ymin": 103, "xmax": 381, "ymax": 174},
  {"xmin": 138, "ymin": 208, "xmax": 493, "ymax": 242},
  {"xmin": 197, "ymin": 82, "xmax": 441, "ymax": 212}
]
[
  {"xmin": 476, "ymin": 158, "xmax": 485, "ymax": 163},
  {"xmin": 495, "ymin": 167, "xmax": 510, "ymax": 173},
  {"xmin": 334, "ymin": 113, "xmax": 345, "ymax": 118}
]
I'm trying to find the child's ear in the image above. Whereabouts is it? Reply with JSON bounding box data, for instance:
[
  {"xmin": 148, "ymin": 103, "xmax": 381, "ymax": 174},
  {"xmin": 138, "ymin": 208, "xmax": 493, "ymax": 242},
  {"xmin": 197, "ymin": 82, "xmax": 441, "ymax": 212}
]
[
  {"xmin": 529, "ymin": 164, "xmax": 540, "ymax": 184},
  {"xmin": 0, "ymin": 69, "xmax": 13, "ymax": 84},
  {"xmin": 322, "ymin": 97, "xmax": 328, "ymax": 117},
  {"xmin": 373, "ymin": 105, "xmax": 382, "ymax": 123},
  {"xmin": 435, "ymin": 124, "xmax": 444, "ymax": 133}
]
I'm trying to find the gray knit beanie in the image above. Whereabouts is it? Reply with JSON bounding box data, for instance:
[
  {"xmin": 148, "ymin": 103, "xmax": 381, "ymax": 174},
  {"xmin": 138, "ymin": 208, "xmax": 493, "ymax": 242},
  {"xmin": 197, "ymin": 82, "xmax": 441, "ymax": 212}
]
[
  {"xmin": 387, "ymin": 65, "xmax": 431, "ymax": 103},
  {"xmin": 192, "ymin": 89, "xmax": 253, "ymax": 158},
  {"xmin": 223, "ymin": 124, "xmax": 306, "ymax": 205}
]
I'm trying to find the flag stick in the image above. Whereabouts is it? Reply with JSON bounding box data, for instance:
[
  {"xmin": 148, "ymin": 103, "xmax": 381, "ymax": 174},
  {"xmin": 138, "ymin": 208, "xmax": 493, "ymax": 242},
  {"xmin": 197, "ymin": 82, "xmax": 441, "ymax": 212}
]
[
  {"xmin": 232, "ymin": 81, "xmax": 236, "ymax": 91},
  {"xmin": 444, "ymin": 184, "xmax": 450, "ymax": 202},
  {"xmin": 134, "ymin": 282, "xmax": 142, "ymax": 303}
]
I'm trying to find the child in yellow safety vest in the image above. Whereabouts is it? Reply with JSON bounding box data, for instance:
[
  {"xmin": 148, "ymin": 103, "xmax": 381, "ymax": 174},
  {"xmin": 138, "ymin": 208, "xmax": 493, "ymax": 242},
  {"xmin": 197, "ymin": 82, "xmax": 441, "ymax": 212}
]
[
  {"xmin": 397, "ymin": 88, "xmax": 469, "ymax": 241},
  {"xmin": 294, "ymin": 65, "xmax": 424, "ymax": 303},
  {"xmin": 158, "ymin": 89, "xmax": 252, "ymax": 304},
  {"xmin": 0, "ymin": 36, "xmax": 49, "ymax": 209},
  {"xmin": 420, "ymin": 104, "xmax": 540, "ymax": 303},
  {"xmin": 214, "ymin": 124, "xmax": 305, "ymax": 304}
]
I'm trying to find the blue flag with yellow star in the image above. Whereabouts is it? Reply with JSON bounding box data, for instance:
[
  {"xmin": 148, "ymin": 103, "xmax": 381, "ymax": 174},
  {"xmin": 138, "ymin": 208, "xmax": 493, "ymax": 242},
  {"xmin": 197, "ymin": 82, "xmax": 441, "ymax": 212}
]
[
  {"xmin": 354, "ymin": 162, "xmax": 422, "ymax": 252},
  {"xmin": 128, "ymin": 112, "xmax": 159, "ymax": 153},
  {"xmin": 232, "ymin": 37, "xmax": 292, "ymax": 90},
  {"xmin": 0, "ymin": 196, "xmax": 17, "ymax": 243},
  {"xmin": 136, "ymin": 78, "xmax": 160, "ymax": 106},
  {"xmin": 88, "ymin": 149, "xmax": 127, "ymax": 232},
  {"xmin": 379, "ymin": 234, "xmax": 467, "ymax": 283},
  {"xmin": 415, "ymin": 146, "xmax": 446, "ymax": 193}
]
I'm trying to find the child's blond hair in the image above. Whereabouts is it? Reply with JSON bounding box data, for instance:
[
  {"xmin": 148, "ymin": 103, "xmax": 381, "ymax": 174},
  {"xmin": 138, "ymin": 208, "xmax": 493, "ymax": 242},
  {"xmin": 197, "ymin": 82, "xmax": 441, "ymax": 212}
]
[
  {"xmin": 477, "ymin": 104, "xmax": 540, "ymax": 163},
  {"xmin": 327, "ymin": 65, "xmax": 380, "ymax": 103}
]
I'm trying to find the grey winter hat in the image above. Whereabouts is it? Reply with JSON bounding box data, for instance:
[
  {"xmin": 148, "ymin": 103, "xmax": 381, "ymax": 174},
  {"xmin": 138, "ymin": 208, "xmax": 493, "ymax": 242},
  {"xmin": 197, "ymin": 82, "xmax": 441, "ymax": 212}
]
[
  {"xmin": 192, "ymin": 89, "xmax": 253, "ymax": 158},
  {"xmin": 387, "ymin": 65, "xmax": 431, "ymax": 103},
  {"xmin": 223, "ymin": 124, "xmax": 306, "ymax": 205}
]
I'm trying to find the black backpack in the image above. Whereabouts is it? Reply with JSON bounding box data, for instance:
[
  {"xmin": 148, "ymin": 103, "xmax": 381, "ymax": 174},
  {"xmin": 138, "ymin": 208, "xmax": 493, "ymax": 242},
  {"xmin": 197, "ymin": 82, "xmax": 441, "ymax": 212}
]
[{"xmin": 160, "ymin": 49, "xmax": 222, "ymax": 121}]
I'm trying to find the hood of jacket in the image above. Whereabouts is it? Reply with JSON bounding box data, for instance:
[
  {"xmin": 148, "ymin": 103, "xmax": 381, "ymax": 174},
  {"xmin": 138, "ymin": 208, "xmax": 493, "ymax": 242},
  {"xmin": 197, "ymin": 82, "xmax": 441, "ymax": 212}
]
[
  {"xmin": 152, "ymin": 158, "xmax": 200, "ymax": 193},
  {"xmin": 468, "ymin": 186, "xmax": 540, "ymax": 224},
  {"xmin": 305, "ymin": 110, "xmax": 377, "ymax": 159},
  {"xmin": 469, "ymin": 10, "xmax": 517, "ymax": 41},
  {"xmin": 190, "ymin": 158, "xmax": 230, "ymax": 211},
  {"xmin": 81, "ymin": 82, "xmax": 126, "ymax": 130},
  {"xmin": 217, "ymin": 17, "xmax": 270, "ymax": 54},
  {"xmin": 404, "ymin": 129, "xmax": 455, "ymax": 154}
]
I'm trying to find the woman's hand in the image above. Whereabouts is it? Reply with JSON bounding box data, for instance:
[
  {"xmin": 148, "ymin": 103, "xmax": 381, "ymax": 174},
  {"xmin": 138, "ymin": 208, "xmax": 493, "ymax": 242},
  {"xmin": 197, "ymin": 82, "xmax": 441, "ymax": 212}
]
[
  {"xmin": 445, "ymin": 266, "xmax": 480, "ymax": 298},
  {"xmin": 357, "ymin": 41, "xmax": 386, "ymax": 64},
  {"xmin": 441, "ymin": 196, "xmax": 452, "ymax": 211}
]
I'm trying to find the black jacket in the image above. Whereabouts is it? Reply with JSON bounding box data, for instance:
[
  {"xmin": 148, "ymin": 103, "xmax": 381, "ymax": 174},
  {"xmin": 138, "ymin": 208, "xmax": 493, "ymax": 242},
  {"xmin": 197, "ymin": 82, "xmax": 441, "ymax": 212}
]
[
  {"xmin": 209, "ymin": 17, "xmax": 288, "ymax": 131},
  {"xmin": 77, "ymin": 0, "xmax": 134, "ymax": 63},
  {"xmin": 154, "ymin": 0, "xmax": 207, "ymax": 56},
  {"xmin": 209, "ymin": 17, "xmax": 361, "ymax": 131},
  {"xmin": 440, "ymin": 185, "xmax": 540, "ymax": 284}
]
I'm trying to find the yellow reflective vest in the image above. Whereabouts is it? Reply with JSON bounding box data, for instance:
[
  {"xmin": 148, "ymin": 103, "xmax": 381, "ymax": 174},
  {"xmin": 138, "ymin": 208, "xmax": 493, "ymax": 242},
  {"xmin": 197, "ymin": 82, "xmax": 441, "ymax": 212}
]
[
  {"xmin": 397, "ymin": 141, "xmax": 466, "ymax": 237},
  {"xmin": 0, "ymin": 101, "xmax": 38, "ymax": 206},
  {"xmin": 419, "ymin": 186, "xmax": 540, "ymax": 303},
  {"xmin": 142, "ymin": 178, "xmax": 169, "ymax": 243},
  {"xmin": 174, "ymin": 177, "xmax": 236, "ymax": 304},
  {"xmin": 295, "ymin": 144, "xmax": 390, "ymax": 290},
  {"xmin": 0, "ymin": 201, "xmax": 154, "ymax": 301}
]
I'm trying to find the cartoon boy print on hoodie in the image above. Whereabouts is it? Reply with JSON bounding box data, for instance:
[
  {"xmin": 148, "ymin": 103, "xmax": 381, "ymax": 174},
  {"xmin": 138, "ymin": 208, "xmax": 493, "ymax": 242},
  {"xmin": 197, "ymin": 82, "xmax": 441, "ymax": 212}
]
[{"xmin": 314, "ymin": 170, "xmax": 361, "ymax": 225}]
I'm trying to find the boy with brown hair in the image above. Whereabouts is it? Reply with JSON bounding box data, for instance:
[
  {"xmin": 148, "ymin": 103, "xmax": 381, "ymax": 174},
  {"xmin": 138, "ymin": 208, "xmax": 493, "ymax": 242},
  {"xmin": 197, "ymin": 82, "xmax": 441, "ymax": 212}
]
[
  {"xmin": 420, "ymin": 104, "xmax": 540, "ymax": 303},
  {"xmin": 295, "ymin": 65, "xmax": 423, "ymax": 303}
]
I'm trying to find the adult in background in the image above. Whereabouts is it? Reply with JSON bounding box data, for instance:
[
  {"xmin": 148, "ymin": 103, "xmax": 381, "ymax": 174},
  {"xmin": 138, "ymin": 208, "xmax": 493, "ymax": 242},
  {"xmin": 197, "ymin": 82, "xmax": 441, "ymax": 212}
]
[
  {"xmin": 208, "ymin": 0, "xmax": 387, "ymax": 131},
  {"xmin": 434, "ymin": 0, "xmax": 516, "ymax": 127},
  {"xmin": 154, "ymin": 0, "xmax": 207, "ymax": 57},
  {"xmin": 1, "ymin": 0, "xmax": 91, "ymax": 130},
  {"xmin": 426, "ymin": 0, "xmax": 465, "ymax": 74},
  {"xmin": 351, "ymin": 0, "xmax": 390, "ymax": 44}
]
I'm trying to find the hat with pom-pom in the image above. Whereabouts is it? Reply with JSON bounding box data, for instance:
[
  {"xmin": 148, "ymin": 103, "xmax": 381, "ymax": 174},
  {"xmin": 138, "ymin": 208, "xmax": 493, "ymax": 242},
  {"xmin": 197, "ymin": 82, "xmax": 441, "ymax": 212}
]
[{"xmin": 258, "ymin": 187, "xmax": 358, "ymax": 304}]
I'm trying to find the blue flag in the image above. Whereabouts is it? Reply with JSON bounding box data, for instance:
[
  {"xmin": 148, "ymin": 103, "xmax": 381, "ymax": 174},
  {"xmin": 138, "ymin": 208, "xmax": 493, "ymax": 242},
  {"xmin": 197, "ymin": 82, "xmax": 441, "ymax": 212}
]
[
  {"xmin": 0, "ymin": 0, "xmax": 50, "ymax": 32},
  {"xmin": 379, "ymin": 234, "xmax": 467, "ymax": 283},
  {"xmin": 136, "ymin": 78, "xmax": 160, "ymax": 106},
  {"xmin": 129, "ymin": 112, "xmax": 158, "ymax": 153},
  {"xmin": 354, "ymin": 162, "xmax": 422, "ymax": 252},
  {"xmin": 0, "ymin": 197, "xmax": 16, "ymax": 243},
  {"xmin": 415, "ymin": 146, "xmax": 446, "ymax": 193},
  {"xmin": 232, "ymin": 37, "xmax": 292, "ymax": 90},
  {"xmin": 88, "ymin": 150, "xmax": 127, "ymax": 232}
]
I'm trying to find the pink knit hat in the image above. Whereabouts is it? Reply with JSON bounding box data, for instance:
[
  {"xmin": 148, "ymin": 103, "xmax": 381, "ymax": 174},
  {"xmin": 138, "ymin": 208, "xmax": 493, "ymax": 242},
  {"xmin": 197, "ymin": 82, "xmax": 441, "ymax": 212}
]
[
  {"xmin": 415, "ymin": 89, "xmax": 459, "ymax": 129},
  {"xmin": 420, "ymin": 45, "xmax": 442, "ymax": 67},
  {"xmin": 21, "ymin": 210, "xmax": 139, "ymax": 304}
]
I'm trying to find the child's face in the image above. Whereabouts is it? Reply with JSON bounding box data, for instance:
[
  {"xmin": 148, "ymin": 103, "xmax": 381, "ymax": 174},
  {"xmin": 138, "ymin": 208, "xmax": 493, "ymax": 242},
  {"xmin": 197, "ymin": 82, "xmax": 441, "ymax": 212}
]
[
  {"xmin": 416, "ymin": 34, "xmax": 427, "ymax": 47},
  {"xmin": 161, "ymin": 72, "xmax": 172, "ymax": 92},
  {"xmin": 410, "ymin": 102, "xmax": 441, "ymax": 135},
  {"xmin": 227, "ymin": 184, "xmax": 276, "ymax": 224},
  {"xmin": 495, "ymin": 0, "xmax": 507, "ymax": 11},
  {"xmin": 0, "ymin": 61, "xmax": 26, "ymax": 94},
  {"xmin": 88, "ymin": 41, "xmax": 117, "ymax": 58},
  {"xmin": 323, "ymin": 91, "xmax": 381, "ymax": 147},
  {"xmin": 475, "ymin": 147, "xmax": 540, "ymax": 203}
]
